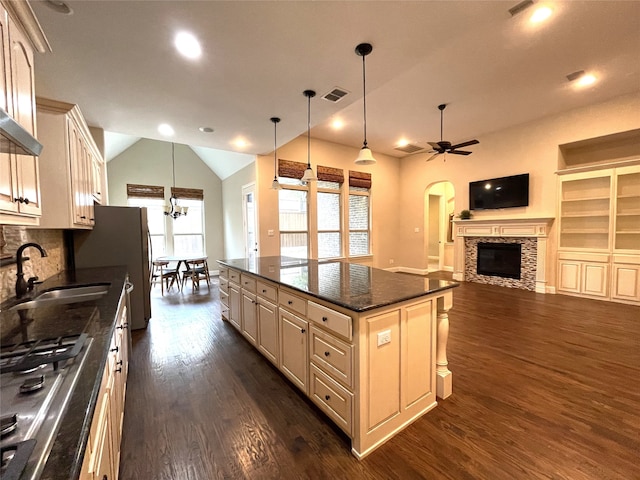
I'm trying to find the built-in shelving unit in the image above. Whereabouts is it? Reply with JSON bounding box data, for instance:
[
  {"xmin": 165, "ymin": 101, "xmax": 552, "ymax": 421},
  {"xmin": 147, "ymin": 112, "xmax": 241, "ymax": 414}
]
[{"xmin": 556, "ymin": 163, "xmax": 640, "ymax": 305}]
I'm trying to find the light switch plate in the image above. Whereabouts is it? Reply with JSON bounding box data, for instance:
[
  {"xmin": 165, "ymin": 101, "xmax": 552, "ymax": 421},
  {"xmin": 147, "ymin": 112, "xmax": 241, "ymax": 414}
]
[{"xmin": 267, "ymin": 229, "xmax": 274, "ymax": 236}]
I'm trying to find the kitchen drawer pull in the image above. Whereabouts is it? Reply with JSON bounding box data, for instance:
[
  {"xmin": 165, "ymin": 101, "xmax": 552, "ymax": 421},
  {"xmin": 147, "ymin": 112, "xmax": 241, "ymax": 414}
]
[
  {"xmin": 325, "ymin": 395, "xmax": 331, "ymax": 401},
  {"xmin": 262, "ymin": 289, "xmax": 267, "ymax": 293},
  {"xmin": 301, "ymin": 328, "xmax": 306, "ymax": 334},
  {"xmin": 115, "ymin": 367, "xmax": 122, "ymax": 373},
  {"xmin": 117, "ymin": 323, "xmax": 129, "ymax": 330},
  {"xmin": 322, "ymin": 316, "xmax": 328, "ymax": 322},
  {"xmin": 324, "ymin": 351, "xmax": 330, "ymax": 357},
  {"xmin": 116, "ymin": 360, "xmax": 123, "ymax": 366},
  {"xmin": 288, "ymin": 300, "xmax": 293, "ymax": 305},
  {"xmin": 110, "ymin": 346, "xmax": 119, "ymax": 353}
]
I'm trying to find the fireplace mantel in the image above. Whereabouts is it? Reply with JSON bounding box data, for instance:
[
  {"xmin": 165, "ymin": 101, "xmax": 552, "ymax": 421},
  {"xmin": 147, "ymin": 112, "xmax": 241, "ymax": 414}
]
[{"xmin": 452, "ymin": 217, "xmax": 555, "ymax": 293}]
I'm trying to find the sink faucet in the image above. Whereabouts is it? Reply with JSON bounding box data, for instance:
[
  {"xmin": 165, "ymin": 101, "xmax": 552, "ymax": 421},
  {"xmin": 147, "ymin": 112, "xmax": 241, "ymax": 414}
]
[{"xmin": 15, "ymin": 242, "xmax": 48, "ymax": 299}]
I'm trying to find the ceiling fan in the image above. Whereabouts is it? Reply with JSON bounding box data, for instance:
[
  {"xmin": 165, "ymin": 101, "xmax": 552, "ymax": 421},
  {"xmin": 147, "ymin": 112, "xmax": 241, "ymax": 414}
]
[{"xmin": 426, "ymin": 104, "xmax": 479, "ymax": 162}]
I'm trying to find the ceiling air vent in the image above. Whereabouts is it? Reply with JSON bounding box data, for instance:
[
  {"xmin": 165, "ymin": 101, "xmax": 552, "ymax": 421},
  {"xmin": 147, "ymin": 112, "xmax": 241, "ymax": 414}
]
[
  {"xmin": 322, "ymin": 87, "xmax": 349, "ymax": 103},
  {"xmin": 394, "ymin": 144, "xmax": 424, "ymax": 154}
]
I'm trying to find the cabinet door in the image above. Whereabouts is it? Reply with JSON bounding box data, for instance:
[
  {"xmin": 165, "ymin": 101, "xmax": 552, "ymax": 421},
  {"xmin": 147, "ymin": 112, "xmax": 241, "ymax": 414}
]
[
  {"xmin": 94, "ymin": 399, "xmax": 114, "ymax": 480},
  {"xmin": 9, "ymin": 19, "xmax": 40, "ymax": 216},
  {"xmin": 582, "ymin": 262, "xmax": 608, "ymax": 297},
  {"xmin": 279, "ymin": 310, "xmax": 308, "ymax": 394},
  {"xmin": 257, "ymin": 298, "xmax": 278, "ymax": 365},
  {"xmin": 558, "ymin": 260, "xmax": 581, "ymax": 293},
  {"xmin": 0, "ymin": 12, "xmax": 17, "ymax": 215},
  {"xmin": 241, "ymin": 290, "xmax": 258, "ymax": 345},
  {"xmin": 613, "ymin": 167, "xmax": 640, "ymax": 252},
  {"xmin": 229, "ymin": 283, "xmax": 241, "ymax": 331},
  {"xmin": 611, "ymin": 263, "xmax": 640, "ymax": 302}
]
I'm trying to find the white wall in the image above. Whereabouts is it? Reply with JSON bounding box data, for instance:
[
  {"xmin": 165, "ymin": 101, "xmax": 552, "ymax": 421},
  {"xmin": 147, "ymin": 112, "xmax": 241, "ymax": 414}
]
[{"xmin": 106, "ymin": 139, "xmax": 224, "ymax": 263}]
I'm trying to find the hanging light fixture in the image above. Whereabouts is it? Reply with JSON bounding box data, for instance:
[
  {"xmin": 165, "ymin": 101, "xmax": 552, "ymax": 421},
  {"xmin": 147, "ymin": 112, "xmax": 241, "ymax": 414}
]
[
  {"xmin": 301, "ymin": 89, "xmax": 317, "ymax": 183},
  {"xmin": 270, "ymin": 117, "xmax": 282, "ymax": 190},
  {"xmin": 164, "ymin": 143, "xmax": 188, "ymax": 219},
  {"xmin": 354, "ymin": 42, "xmax": 376, "ymax": 165}
]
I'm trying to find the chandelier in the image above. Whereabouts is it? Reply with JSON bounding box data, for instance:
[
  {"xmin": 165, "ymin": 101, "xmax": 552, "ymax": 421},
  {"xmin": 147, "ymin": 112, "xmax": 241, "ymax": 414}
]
[{"xmin": 164, "ymin": 143, "xmax": 188, "ymax": 219}]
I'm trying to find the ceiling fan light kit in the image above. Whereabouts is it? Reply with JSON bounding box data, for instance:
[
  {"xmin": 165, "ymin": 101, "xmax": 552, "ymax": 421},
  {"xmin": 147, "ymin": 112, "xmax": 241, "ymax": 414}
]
[
  {"xmin": 425, "ymin": 103, "xmax": 479, "ymax": 162},
  {"xmin": 354, "ymin": 42, "xmax": 377, "ymax": 166}
]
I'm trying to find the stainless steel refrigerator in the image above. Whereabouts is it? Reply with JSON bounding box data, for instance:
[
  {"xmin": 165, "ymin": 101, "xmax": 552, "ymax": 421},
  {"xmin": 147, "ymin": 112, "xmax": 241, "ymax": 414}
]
[{"xmin": 73, "ymin": 205, "xmax": 152, "ymax": 330}]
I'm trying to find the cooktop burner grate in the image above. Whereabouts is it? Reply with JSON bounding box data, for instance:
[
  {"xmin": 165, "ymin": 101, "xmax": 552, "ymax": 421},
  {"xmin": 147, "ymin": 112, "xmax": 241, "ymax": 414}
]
[{"xmin": 0, "ymin": 334, "xmax": 88, "ymax": 374}]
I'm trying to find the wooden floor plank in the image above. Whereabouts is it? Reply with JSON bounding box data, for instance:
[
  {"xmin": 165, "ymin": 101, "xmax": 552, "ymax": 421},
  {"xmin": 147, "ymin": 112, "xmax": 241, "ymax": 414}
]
[{"xmin": 119, "ymin": 275, "xmax": 640, "ymax": 480}]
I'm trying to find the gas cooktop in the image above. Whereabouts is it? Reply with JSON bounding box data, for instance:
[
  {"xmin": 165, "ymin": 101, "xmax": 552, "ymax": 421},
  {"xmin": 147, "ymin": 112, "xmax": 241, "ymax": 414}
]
[{"xmin": 0, "ymin": 334, "xmax": 92, "ymax": 480}]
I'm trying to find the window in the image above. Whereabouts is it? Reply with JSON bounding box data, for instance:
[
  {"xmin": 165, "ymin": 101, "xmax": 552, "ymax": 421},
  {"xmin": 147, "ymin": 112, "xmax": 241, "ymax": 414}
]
[
  {"xmin": 172, "ymin": 198, "xmax": 204, "ymax": 255},
  {"xmin": 348, "ymin": 171, "xmax": 372, "ymax": 256},
  {"xmin": 279, "ymin": 178, "xmax": 308, "ymax": 258},
  {"xmin": 127, "ymin": 186, "xmax": 167, "ymax": 259},
  {"xmin": 317, "ymin": 180, "xmax": 341, "ymax": 258}
]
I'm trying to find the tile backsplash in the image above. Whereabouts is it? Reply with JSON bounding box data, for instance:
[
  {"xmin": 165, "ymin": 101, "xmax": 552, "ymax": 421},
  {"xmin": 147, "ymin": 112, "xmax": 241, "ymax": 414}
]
[{"xmin": 0, "ymin": 226, "xmax": 66, "ymax": 304}]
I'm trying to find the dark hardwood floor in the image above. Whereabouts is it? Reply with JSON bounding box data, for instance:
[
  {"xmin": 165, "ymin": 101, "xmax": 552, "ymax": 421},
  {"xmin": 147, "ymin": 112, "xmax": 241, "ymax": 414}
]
[{"xmin": 119, "ymin": 274, "xmax": 640, "ymax": 480}]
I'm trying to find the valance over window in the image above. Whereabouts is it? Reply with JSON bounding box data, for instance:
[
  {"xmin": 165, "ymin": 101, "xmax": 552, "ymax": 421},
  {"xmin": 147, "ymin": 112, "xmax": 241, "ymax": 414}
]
[
  {"xmin": 278, "ymin": 159, "xmax": 307, "ymax": 179},
  {"xmin": 127, "ymin": 184, "xmax": 164, "ymax": 199},
  {"xmin": 348, "ymin": 170, "xmax": 372, "ymax": 189},
  {"xmin": 171, "ymin": 187, "xmax": 204, "ymax": 200},
  {"xmin": 317, "ymin": 165, "xmax": 344, "ymax": 184}
]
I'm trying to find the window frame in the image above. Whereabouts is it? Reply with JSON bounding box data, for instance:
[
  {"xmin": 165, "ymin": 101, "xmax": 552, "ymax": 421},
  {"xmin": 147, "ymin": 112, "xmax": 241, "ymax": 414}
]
[
  {"xmin": 278, "ymin": 180, "xmax": 310, "ymax": 259},
  {"xmin": 316, "ymin": 180, "xmax": 343, "ymax": 260},
  {"xmin": 348, "ymin": 185, "xmax": 372, "ymax": 258}
]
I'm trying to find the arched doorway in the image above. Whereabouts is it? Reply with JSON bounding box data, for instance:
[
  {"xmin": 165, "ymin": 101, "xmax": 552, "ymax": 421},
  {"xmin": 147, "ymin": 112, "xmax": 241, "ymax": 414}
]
[{"xmin": 424, "ymin": 181, "xmax": 455, "ymax": 272}]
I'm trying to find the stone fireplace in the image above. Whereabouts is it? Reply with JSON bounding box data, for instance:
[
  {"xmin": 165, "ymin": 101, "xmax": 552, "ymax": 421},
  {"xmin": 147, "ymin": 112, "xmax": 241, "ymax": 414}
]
[{"xmin": 452, "ymin": 217, "xmax": 554, "ymax": 293}]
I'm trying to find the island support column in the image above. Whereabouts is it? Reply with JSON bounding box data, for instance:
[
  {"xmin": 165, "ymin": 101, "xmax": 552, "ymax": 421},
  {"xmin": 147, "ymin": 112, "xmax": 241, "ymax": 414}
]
[{"xmin": 436, "ymin": 292, "xmax": 453, "ymax": 399}]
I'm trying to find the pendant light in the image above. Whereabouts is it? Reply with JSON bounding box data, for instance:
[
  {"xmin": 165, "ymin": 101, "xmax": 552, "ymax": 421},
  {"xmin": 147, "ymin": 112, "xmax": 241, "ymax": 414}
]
[
  {"xmin": 301, "ymin": 89, "xmax": 317, "ymax": 183},
  {"xmin": 270, "ymin": 117, "xmax": 282, "ymax": 190},
  {"xmin": 164, "ymin": 143, "xmax": 188, "ymax": 219},
  {"xmin": 354, "ymin": 42, "xmax": 376, "ymax": 165}
]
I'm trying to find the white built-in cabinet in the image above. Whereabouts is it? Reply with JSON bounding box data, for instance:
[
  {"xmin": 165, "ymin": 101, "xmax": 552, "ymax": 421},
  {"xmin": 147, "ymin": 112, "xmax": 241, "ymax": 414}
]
[
  {"xmin": 35, "ymin": 97, "xmax": 106, "ymax": 229},
  {"xmin": 0, "ymin": 3, "xmax": 42, "ymax": 225},
  {"xmin": 557, "ymin": 163, "xmax": 640, "ymax": 305},
  {"xmin": 218, "ymin": 262, "xmax": 447, "ymax": 459}
]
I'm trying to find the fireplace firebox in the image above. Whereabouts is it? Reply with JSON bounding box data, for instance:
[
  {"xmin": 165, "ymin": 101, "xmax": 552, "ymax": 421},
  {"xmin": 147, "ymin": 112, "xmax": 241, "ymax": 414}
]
[{"xmin": 477, "ymin": 242, "xmax": 521, "ymax": 279}]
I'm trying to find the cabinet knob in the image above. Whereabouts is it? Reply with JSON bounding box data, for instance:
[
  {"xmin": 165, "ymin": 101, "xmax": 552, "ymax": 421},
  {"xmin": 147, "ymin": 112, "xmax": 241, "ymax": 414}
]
[
  {"xmin": 325, "ymin": 395, "xmax": 331, "ymax": 401},
  {"xmin": 23, "ymin": 197, "xmax": 30, "ymax": 204},
  {"xmin": 288, "ymin": 300, "xmax": 293, "ymax": 305},
  {"xmin": 322, "ymin": 316, "xmax": 328, "ymax": 322},
  {"xmin": 324, "ymin": 351, "xmax": 330, "ymax": 357},
  {"xmin": 13, "ymin": 197, "xmax": 23, "ymax": 203},
  {"xmin": 262, "ymin": 289, "xmax": 267, "ymax": 293},
  {"xmin": 300, "ymin": 328, "xmax": 306, "ymax": 334}
]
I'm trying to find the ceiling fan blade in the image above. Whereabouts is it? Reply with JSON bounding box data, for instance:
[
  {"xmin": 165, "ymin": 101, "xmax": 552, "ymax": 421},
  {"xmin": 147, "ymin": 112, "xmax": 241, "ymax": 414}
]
[
  {"xmin": 449, "ymin": 150, "xmax": 472, "ymax": 155},
  {"xmin": 425, "ymin": 152, "xmax": 440, "ymax": 162},
  {"xmin": 427, "ymin": 141, "xmax": 441, "ymax": 149},
  {"xmin": 450, "ymin": 139, "xmax": 479, "ymax": 150}
]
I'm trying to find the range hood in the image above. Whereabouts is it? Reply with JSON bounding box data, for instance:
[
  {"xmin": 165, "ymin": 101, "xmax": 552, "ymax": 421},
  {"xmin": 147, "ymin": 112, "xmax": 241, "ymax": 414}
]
[{"xmin": 0, "ymin": 108, "xmax": 43, "ymax": 156}]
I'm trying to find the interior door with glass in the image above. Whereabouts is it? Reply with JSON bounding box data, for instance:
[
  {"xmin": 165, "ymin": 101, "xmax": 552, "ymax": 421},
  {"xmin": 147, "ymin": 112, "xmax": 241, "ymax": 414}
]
[{"xmin": 242, "ymin": 183, "xmax": 258, "ymax": 261}]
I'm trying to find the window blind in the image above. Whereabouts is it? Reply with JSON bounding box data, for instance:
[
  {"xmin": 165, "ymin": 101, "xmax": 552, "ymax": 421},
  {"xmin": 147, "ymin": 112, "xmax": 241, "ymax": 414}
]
[
  {"xmin": 278, "ymin": 159, "xmax": 307, "ymax": 179},
  {"xmin": 171, "ymin": 187, "xmax": 204, "ymax": 200},
  {"xmin": 126, "ymin": 184, "xmax": 164, "ymax": 199},
  {"xmin": 348, "ymin": 170, "xmax": 372, "ymax": 189},
  {"xmin": 317, "ymin": 165, "xmax": 344, "ymax": 184}
]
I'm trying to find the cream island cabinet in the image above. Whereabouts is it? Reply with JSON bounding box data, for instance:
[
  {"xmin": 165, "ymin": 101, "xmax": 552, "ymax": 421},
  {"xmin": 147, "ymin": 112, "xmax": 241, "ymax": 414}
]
[{"xmin": 218, "ymin": 257, "xmax": 458, "ymax": 459}]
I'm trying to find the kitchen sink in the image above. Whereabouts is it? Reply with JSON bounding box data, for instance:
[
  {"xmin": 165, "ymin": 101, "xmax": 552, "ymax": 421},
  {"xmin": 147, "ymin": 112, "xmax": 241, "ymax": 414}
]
[{"xmin": 10, "ymin": 283, "xmax": 111, "ymax": 311}]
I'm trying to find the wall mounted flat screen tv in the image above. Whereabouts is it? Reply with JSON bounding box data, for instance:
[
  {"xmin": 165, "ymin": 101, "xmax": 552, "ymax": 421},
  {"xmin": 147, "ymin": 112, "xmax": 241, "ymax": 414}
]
[{"xmin": 469, "ymin": 173, "xmax": 529, "ymax": 210}]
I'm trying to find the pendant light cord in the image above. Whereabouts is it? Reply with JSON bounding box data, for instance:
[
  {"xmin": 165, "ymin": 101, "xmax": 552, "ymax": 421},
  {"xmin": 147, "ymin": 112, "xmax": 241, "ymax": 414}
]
[
  {"xmin": 362, "ymin": 54, "xmax": 368, "ymax": 148},
  {"xmin": 307, "ymin": 93, "xmax": 311, "ymax": 167},
  {"xmin": 171, "ymin": 143, "xmax": 176, "ymax": 191},
  {"xmin": 273, "ymin": 119, "xmax": 278, "ymax": 178},
  {"xmin": 440, "ymin": 108, "xmax": 444, "ymax": 142}
]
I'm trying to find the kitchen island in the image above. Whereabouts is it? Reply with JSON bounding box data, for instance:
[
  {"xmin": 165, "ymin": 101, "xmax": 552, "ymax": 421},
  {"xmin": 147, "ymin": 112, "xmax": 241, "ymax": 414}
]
[{"xmin": 218, "ymin": 256, "xmax": 458, "ymax": 459}]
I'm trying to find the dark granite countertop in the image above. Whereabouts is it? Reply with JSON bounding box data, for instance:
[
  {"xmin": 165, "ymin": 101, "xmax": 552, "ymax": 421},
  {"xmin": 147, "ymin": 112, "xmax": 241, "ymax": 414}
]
[
  {"xmin": 218, "ymin": 257, "xmax": 458, "ymax": 312},
  {"xmin": 0, "ymin": 266, "xmax": 128, "ymax": 480}
]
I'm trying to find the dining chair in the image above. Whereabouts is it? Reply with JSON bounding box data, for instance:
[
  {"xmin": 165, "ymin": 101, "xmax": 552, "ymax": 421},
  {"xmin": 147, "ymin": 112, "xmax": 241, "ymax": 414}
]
[
  {"xmin": 181, "ymin": 258, "xmax": 211, "ymax": 292},
  {"xmin": 150, "ymin": 260, "xmax": 180, "ymax": 295}
]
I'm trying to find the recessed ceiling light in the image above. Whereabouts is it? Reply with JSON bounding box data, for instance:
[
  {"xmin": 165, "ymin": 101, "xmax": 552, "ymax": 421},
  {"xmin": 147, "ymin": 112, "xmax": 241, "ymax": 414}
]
[
  {"xmin": 530, "ymin": 5, "xmax": 553, "ymax": 23},
  {"xmin": 331, "ymin": 119, "xmax": 344, "ymax": 130},
  {"xmin": 233, "ymin": 138, "xmax": 248, "ymax": 149},
  {"xmin": 566, "ymin": 70, "xmax": 598, "ymax": 88},
  {"xmin": 174, "ymin": 31, "xmax": 202, "ymax": 60},
  {"xmin": 199, "ymin": 126, "xmax": 214, "ymax": 133},
  {"xmin": 158, "ymin": 123, "xmax": 175, "ymax": 136},
  {"xmin": 396, "ymin": 139, "xmax": 409, "ymax": 148}
]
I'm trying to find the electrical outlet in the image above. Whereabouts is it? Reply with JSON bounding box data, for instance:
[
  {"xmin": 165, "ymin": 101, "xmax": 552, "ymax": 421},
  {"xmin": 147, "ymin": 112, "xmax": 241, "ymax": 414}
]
[
  {"xmin": 267, "ymin": 229, "xmax": 274, "ymax": 237},
  {"xmin": 389, "ymin": 258, "xmax": 394, "ymax": 264},
  {"xmin": 377, "ymin": 329, "xmax": 391, "ymax": 347},
  {"xmin": 414, "ymin": 227, "xmax": 420, "ymax": 233}
]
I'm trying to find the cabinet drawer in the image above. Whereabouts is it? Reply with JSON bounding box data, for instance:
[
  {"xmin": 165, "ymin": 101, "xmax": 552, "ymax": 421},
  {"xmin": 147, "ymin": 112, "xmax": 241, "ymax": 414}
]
[
  {"xmin": 219, "ymin": 277, "xmax": 229, "ymax": 293},
  {"xmin": 279, "ymin": 289, "xmax": 307, "ymax": 316},
  {"xmin": 310, "ymin": 326, "xmax": 353, "ymax": 389},
  {"xmin": 218, "ymin": 265, "xmax": 228, "ymax": 279},
  {"xmin": 257, "ymin": 280, "xmax": 277, "ymax": 303},
  {"xmin": 308, "ymin": 301, "xmax": 352, "ymax": 341},
  {"xmin": 240, "ymin": 273, "xmax": 256, "ymax": 292},
  {"xmin": 310, "ymin": 364, "xmax": 353, "ymax": 436},
  {"xmin": 228, "ymin": 269, "xmax": 241, "ymax": 285},
  {"xmin": 220, "ymin": 289, "xmax": 229, "ymax": 307}
]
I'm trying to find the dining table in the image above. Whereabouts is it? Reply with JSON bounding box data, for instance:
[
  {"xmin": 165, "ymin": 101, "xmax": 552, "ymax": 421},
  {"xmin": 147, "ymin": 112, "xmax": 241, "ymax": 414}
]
[{"xmin": 155, "ymin": 254, "xmax": 208, "ymax": 278}]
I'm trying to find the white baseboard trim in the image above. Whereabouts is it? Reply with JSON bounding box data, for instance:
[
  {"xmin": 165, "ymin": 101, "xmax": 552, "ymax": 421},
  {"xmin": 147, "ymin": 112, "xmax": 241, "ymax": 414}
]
[
  {"xmin": 546, "ymin": 286, "xmax": 556, "ymax": 294},
  {"xmin": 385, "ymin": 266, "xmax": 430, "ymax": 275}
]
